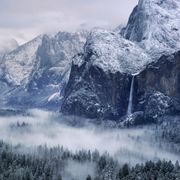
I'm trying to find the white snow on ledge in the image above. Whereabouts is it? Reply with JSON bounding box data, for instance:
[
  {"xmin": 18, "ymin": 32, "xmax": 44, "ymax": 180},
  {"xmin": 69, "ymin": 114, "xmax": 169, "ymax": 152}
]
[
  {"xmin": 48, "ymin": 92, "xmax": 60, "ymax": 102},
  {"xmin": 74, "ymin": 28, "xmax": 152, "ymax": 75}
]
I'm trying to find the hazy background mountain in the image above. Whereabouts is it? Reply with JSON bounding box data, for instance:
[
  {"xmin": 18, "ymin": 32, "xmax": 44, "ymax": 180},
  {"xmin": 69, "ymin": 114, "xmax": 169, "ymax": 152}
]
[{"xmin": 0, "ymin": 38, "xmax": 18, "ymax": 59}]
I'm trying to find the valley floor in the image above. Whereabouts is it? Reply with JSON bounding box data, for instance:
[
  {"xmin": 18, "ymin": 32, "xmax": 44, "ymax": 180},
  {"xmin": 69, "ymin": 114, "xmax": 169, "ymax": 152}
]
[{"xmin": 0, "ymin": 108, "xmax": 180, "ymax": 179}]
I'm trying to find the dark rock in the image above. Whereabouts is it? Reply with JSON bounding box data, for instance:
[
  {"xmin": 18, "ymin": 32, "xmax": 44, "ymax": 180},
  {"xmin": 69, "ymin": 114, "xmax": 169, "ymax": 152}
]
[
  {"xmin": 135, "ymin": 51, "xmax": 180, "ymax": 120},
  {"xmin": 61, "ymin": 61, "xmax": 132, "ymax": 120}
]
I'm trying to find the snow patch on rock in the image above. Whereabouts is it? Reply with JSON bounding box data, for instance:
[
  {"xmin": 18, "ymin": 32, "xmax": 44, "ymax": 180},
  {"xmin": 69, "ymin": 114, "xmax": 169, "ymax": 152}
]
[{"xmin": 74, "ymin": 28, "xmax": 152, "ymax": 74}]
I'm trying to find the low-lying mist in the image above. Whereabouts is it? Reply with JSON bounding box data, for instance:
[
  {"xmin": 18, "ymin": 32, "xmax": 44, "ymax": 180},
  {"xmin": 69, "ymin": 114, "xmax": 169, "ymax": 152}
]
[{"xmin": 0, "ymin": 109, "xmax": 179, "ymax": 165}]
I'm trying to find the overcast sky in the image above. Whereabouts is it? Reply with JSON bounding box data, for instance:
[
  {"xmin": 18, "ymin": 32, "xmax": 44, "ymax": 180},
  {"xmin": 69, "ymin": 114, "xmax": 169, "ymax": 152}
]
[{"xmin": 0, "ymin": 0, "xmax": 138, "ymax": 45}]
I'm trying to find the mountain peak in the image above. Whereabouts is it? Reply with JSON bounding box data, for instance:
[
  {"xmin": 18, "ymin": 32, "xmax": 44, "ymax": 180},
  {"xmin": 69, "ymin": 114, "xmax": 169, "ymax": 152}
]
[{"xmin": 122, "ymin": 0, "xmax": 180, "ymax": 59}]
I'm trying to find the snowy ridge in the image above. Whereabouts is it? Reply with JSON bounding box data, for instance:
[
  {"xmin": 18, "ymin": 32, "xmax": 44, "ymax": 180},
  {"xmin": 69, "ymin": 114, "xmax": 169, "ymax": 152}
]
[
  {"xmin": 122, "ymin": 0, "xmax": 180, "ymax": 59},
  {"xmin": 74, "ymin": 28, "xmax": 152, "ymax": 74}
]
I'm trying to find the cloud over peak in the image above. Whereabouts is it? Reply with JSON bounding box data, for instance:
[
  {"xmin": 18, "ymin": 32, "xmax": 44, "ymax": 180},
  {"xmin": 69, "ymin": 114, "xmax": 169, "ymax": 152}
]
[{"xmin": 0, "ymin": 0, "xmax": 138, "ymax": 44}]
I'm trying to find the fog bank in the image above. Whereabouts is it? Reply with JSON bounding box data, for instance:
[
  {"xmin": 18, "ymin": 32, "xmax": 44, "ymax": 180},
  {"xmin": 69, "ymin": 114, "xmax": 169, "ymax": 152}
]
[{"xmin": 0, "ymin": 109, "xmax": 179, "ymax": 165}]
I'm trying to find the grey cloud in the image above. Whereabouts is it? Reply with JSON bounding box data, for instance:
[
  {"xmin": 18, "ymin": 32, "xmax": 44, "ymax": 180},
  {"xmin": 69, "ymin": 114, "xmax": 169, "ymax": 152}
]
[{"xmin": 0, "ymin": 0, "xmax": 138, "ymax": 44}]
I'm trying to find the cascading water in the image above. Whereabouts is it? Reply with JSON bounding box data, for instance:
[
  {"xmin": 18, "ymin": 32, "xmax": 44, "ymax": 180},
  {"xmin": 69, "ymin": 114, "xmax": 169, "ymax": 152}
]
[{"xmin": 127, "ymin": 76, "xmax": 135, "ymax": 115}]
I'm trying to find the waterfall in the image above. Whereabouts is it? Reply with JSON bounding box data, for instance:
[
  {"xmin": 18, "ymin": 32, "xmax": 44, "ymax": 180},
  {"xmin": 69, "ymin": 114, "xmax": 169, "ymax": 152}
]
[{"xmin": 127, "ymin": 75, "xmax": 135, "ymax": 115}]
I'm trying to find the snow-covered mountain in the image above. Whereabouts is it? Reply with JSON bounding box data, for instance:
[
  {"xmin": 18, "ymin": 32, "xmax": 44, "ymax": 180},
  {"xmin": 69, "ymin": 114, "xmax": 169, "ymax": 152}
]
[
  {"xmin": 61, "ymin": 0, "xmax": 180, "ymax": 121},
  {"xmin": 0, "ymin": 31, "xmax": 87, "ymax": 108},
  {"xmin": 121, "ymin": 0, "xmax": 180, "ymax": 59}
]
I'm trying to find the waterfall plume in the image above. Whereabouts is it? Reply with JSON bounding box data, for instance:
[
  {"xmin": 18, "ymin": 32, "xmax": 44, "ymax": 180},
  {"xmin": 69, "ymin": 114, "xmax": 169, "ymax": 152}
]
[{"xmin": 127, "ymin": 76, "xmax": 135, "ymax": 115}]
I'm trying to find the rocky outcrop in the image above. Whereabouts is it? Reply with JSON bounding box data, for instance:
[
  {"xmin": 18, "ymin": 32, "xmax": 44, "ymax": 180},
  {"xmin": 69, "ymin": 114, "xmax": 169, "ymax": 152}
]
[{"xmin": 134, "ymin": 51, "xmax": 180, "ymax": 120}]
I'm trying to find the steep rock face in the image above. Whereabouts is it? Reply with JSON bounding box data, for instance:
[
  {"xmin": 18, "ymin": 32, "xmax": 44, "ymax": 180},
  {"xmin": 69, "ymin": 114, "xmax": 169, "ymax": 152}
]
[
  {"xmin": 135, "ymin": 51, "xmax": 180, "ymax": 120},
  {"xmin": 61, "ymin": 29, "xmax": 151, "ymax": 119},
  {"xmin": 122, "ymin": 0, "xmax": 180, "ymax": 59}
]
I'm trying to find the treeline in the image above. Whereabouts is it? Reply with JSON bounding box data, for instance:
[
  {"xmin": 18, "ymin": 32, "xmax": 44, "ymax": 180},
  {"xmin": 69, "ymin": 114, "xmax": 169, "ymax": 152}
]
[
  {"xmin": 154, "ymin": 116, "xmax": 180, "ymax": 154},
  {"xmin": 0, "ymin": 141, "xmax": 180, "ymax": 180}
]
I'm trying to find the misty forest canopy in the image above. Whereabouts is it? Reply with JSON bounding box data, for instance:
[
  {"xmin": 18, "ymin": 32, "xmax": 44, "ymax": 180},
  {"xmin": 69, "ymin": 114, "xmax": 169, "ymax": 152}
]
[
  {"xmin": 0, "ymin": 0, "xmax": 180, "ymax": 179},
  {"xmin": 0, "ymin": 141, "xmax": 180, "ymax": 180}
]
